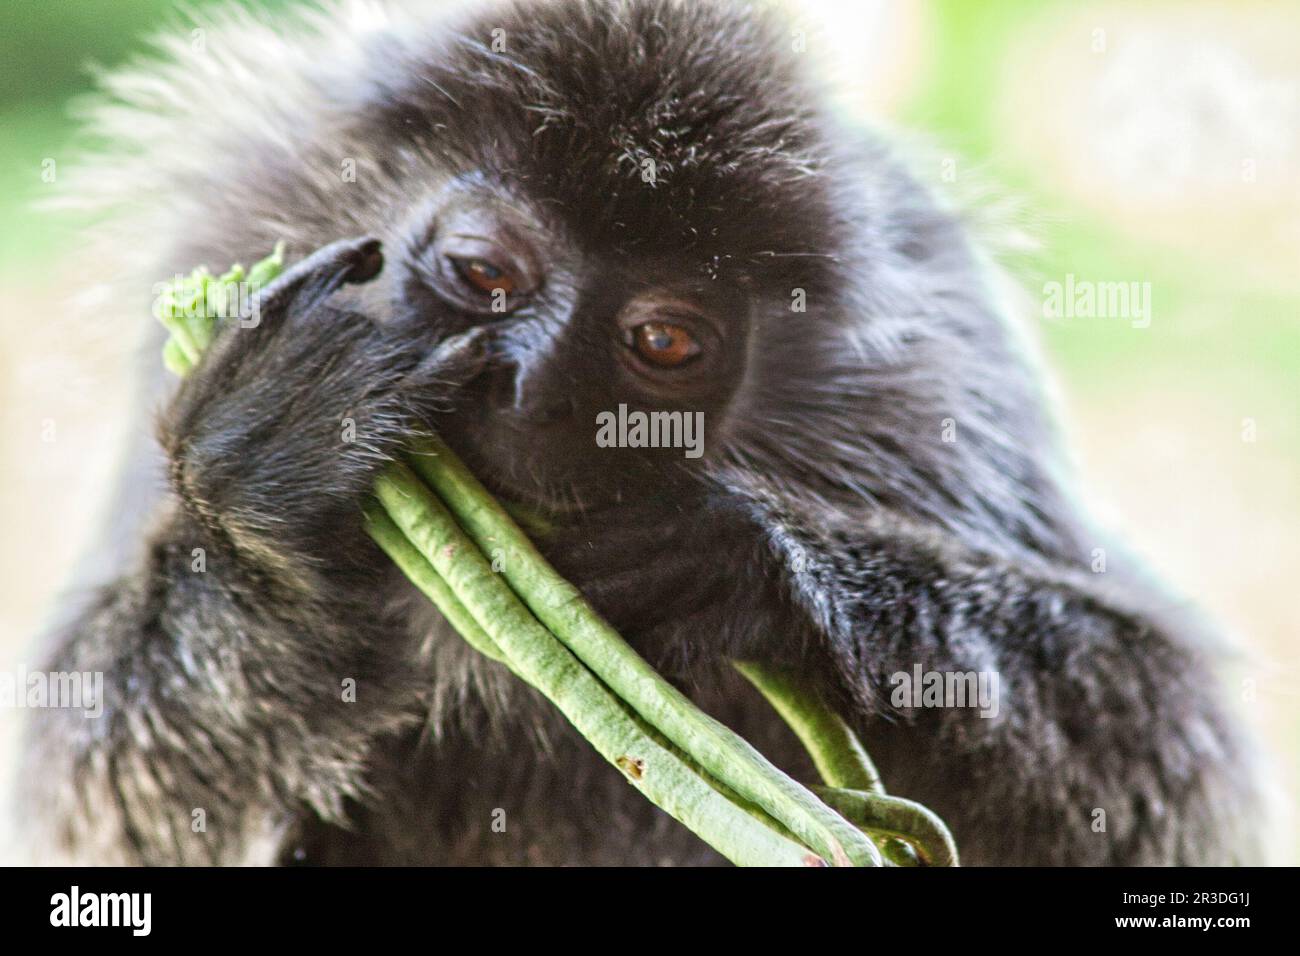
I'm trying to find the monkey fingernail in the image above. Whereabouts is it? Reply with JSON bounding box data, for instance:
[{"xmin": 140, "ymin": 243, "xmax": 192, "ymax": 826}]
[{"xmin": 344, "ymin": 241, "xmax": 385, "ymax": 285}]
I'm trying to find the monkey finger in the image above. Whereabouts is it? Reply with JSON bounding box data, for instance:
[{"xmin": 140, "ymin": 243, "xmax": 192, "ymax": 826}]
[
  {"xmin": 255, "ymin": 235, "xmax": 384, "ymax": 327},
  {"xmin": 402, "ymin": 325, "xmax": 494, "ymax": 393}
]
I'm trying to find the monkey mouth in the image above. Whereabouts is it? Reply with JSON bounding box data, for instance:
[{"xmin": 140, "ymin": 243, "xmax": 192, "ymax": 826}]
[{"xmin": 434, "ymin": 437, "xmax": 591, "ymax": 525}]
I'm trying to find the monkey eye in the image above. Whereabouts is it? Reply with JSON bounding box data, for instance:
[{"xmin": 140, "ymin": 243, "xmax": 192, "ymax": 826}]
[
  {"xmin": 449, "ymin": 256, "xmax": 518, "ymax": 296},
  {"xmin": 626, "ymin": 321, "xmax": 702, "ymax": 368},
  {"xmin": 427, "ymin": 224, "xmax": 540, "ymax": 316}
]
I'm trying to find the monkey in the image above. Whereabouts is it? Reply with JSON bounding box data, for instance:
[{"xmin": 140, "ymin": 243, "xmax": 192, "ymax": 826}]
[{"xmin": 15, "ymin": 0, "xmax": 1265, "ymax": 865}]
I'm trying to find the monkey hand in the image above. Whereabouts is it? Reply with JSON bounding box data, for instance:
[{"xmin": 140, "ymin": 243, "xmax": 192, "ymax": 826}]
[{"xmin": 158, "ymin": 236, "xmax": 488, "ymax": 581}]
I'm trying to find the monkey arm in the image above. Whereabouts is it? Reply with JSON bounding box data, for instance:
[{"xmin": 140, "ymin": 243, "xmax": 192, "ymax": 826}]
[
  {"xmin": 777, "ymin": 509, "xmax": 1264, "ymax": 865},
  {"xmin": 16, "ymin": 507, "xmax": 424, "ymax": 864},
  {"xmin": 15, "ymin": 240, "xmax": 469, "ymax": 865}
]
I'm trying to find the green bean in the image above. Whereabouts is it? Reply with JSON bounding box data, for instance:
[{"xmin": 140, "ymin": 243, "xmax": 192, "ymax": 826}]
[
  {"xmin": 813, "ymin": 786, "xmax": 959, "ymax": 868},
  {"xmin": 735, "ymin": 660, "xmax": 959, "ymax": 866},
  {"xmin": 367, "ymin": 495, "xmax": 825, "ymax": 861},
  {"xmin": 157, "ymin": 245, "xmax": 284, "ymax": 375},
  {"xmin": 373, "ymin": 463, "xmax": 824, "ymax": 867},
  {"xmin": 362, "ymin": 504, "xmax": 508, "ymax": 666},
  {"xmin": 732, "ymin": 660, "xmax": 882, "ymax": 793},
  {"xmin": 404, "ymin": 436, "xmax": 880, "ymax": 868}
]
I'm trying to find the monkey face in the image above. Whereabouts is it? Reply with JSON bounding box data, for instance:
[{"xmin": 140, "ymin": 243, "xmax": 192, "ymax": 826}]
[
  {"xmin": 390, "ymin": 176, "xmax": 759, "ymax": 514},
  {"xmin": 362, "ymin": 0, "xmax": 844, "ymax": 515}
]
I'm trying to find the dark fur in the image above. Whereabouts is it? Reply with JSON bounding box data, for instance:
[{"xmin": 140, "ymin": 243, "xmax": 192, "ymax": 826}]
[{"xmin": 18, "ymin": 0, "xmax": 1262, "ymax": 865}]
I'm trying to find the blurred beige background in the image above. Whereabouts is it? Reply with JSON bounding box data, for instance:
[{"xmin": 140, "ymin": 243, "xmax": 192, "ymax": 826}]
[{"xmin": 1, "ymin": 0, "xmax": 1297, "ymax": 861}]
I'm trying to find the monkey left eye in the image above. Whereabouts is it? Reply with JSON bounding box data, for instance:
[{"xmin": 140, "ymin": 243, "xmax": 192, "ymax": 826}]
[
  {"xmin": 450, "ymin": 256, "xmax": 518, "ymax": 296},
  {"xmin": 427, "ymin": 224, "xmax": 540, "ymax": 316},
  {"xmin": 627, "ymin": 321, "xmax": 701, "ymax": 368}
]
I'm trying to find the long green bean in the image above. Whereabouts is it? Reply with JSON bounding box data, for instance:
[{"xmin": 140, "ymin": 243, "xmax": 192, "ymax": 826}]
[
  {"xmin": 373, "ymin": 463, "xmax": 823, "ymax": 866},
  {"xmin": 735, "ymin": 661, "xmax": 959, "ymax": 866},
  {"xmin": 814, "ymin": 786, "xmax": 960, "ymax": 868},
  {"xmin": 733, "ymin": 660, "xmax": 883, "ymax": 793},
  {"xmin": 404, "ymin": 436, "xmax": 880, "ymax": 868}
]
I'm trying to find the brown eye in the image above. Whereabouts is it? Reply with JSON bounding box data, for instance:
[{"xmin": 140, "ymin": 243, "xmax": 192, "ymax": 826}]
[
  {"xmin": 630, "ymin": 321, "xmax": 700, "ymax": 368},
  {"xmin": 452, "ymin": 257, "xmax": 517, "ymax": 295}
]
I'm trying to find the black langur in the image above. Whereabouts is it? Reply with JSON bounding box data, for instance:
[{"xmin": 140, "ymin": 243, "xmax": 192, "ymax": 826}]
[{"xmin": 18, "ymin": 0, "xmax": 1262, "ymax": 865}]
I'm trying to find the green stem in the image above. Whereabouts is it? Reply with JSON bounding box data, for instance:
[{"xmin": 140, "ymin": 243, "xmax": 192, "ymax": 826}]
[
  {"xmin": 362, "ymin": 504, "xmax": 508, "ymax": 666},
  {"xmin": 732, "ymin": 660, "xmax": 883, "ymax": 793},
  {"xmin": 403, "ymin": 436, "xmax": 880, "ymax": 868},
  {"xmin": 814, "ymin": 786, "xmax": 960, "ymax": 868},
  {"xmin": 373, "ymin": 463, "xmax": 824, "ymax": 867},
  {"xmin": 734, "ymin": 660, "xmax": 959, "ymax": 866}
]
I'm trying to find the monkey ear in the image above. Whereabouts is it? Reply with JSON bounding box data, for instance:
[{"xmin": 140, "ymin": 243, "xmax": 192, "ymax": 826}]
[{"xmin": 256, "ymin": 236, "xmax": 385, "ymax": 322}]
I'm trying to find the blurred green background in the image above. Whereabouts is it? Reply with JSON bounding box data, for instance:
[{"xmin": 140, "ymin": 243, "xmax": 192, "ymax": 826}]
[{"xmin": 1, "ymin": 0, "xmax": 1296, "ymax": 859}]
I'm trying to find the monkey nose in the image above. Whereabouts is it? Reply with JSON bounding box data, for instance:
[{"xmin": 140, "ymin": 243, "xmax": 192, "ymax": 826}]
[
  {"xmin": 487, "ymin": 365, "xmax": 577, "ymax": 425},
  {"xmin": 510, "ymin": 386, "xmax": 579, "ymax": 425}
]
